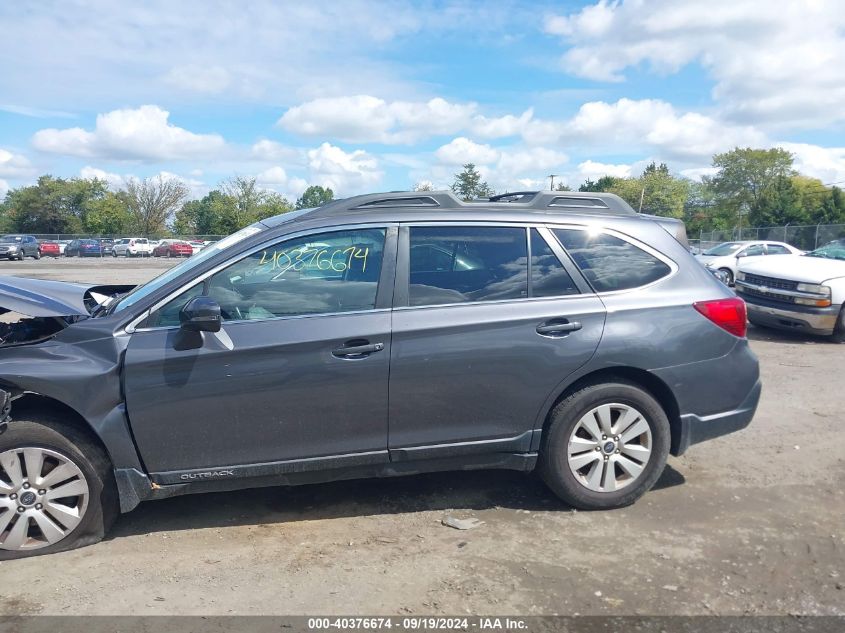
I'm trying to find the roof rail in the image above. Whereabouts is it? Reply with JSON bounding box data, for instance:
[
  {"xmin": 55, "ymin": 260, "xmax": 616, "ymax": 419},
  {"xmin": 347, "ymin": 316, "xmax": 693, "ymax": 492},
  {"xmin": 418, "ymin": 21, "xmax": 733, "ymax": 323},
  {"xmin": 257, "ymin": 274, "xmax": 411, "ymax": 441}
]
[{"xmin": 304, "ymin": 189, "xmax": 636, "ymax": 218}]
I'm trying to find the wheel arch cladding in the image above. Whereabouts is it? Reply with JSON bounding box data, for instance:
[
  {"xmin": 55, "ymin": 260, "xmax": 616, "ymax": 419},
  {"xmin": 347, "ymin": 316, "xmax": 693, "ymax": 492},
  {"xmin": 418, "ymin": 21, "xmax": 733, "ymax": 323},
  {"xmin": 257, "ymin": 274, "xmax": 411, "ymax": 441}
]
[{"xmin": 535, "ymin": 366, "xmax": 683, "ymax": 456}]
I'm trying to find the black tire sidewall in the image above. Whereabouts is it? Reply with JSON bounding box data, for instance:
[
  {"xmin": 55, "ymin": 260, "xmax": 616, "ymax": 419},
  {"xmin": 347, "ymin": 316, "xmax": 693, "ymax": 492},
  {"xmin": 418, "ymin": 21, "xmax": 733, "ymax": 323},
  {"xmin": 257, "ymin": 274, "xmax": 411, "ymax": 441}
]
[
  {"xmin": 540, "ymin": 381, "xmax": 671, "ymax": 510},
  {"xmin": 0, "ymin": 419, "xmax": 117, "ymax": 560}
]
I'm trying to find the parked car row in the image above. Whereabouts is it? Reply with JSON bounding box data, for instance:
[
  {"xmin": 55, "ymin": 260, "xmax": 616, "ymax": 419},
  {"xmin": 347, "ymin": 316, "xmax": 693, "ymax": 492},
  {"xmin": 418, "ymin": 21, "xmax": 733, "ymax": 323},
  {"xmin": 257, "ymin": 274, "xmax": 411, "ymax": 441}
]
[{"xmin": 0, "ymin": 236, "xmax": 217, "ymax": 260}]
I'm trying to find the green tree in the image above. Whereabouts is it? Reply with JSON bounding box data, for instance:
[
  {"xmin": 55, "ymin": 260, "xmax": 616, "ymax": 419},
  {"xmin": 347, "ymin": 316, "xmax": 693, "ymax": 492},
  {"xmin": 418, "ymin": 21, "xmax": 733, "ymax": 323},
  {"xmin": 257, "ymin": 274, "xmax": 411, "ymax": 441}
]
[
  {"xmin": 295, "ymin": 185, "xmax": 334, "ymax": 209},
  {"xmin": 578, "ymin": 175, "xmax": 621, "ymax": 192},
  {"xmin": 125, "ymin": 175, "xmax": 189, "ymax": 235},
  {"xmin": 84, "ymin": 191, "xmax": 133, "ymax": 235},
  {"xmin": 554, "ymin": 182, "xmax": 572, "ymax": 191},
  {"xmin": 3, "ymin": 175, "xmax": 112, "ymax": 233},
  {"xmin": 710, "ymin": 147, "xmax": 796, "ymax": 213},
  {"xmin": 451, "ymin": 163, "xmax": 494, "ymax": 200}
]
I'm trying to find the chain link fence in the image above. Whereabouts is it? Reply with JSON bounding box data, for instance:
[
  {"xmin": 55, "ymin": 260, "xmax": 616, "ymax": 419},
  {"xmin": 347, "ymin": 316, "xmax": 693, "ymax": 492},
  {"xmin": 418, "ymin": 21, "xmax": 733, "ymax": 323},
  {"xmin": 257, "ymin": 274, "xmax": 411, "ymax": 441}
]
[{"xmin": 699, "ymin": 223, "xmax": 845, "ymax": 252}]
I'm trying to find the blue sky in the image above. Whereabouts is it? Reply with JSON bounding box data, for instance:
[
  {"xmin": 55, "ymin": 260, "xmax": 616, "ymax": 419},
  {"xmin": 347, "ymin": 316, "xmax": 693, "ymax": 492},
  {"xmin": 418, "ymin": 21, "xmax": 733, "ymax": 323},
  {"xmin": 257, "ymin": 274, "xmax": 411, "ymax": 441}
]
[{"xmin": 2, "ymin": 0, "xmax": 845, "ymax": 201}]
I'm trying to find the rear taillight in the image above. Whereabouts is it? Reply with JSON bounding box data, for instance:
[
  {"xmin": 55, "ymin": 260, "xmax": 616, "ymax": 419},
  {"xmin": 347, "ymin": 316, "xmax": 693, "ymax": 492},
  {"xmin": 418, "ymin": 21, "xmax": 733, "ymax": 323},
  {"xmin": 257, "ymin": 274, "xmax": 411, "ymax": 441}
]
[{"xmin": 693, "ymin": 298, "xmax": 747, "ymax": 338}]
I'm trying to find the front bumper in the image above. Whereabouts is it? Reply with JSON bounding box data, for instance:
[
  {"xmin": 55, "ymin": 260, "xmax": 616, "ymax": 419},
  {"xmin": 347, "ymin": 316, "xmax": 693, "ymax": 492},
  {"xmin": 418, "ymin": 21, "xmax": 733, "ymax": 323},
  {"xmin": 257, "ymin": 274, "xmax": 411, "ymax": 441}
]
[{"xmin": 740, "ymin": 292, "xmax": 839, "ymax": 335}]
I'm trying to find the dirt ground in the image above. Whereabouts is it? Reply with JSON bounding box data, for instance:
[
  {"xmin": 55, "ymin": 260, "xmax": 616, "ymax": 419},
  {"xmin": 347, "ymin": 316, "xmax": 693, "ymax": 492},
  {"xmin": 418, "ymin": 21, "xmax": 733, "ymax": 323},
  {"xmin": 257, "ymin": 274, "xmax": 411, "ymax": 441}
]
[{"xmin": 0, "ymin": 257, "xmax": 842, "ymax": 616}]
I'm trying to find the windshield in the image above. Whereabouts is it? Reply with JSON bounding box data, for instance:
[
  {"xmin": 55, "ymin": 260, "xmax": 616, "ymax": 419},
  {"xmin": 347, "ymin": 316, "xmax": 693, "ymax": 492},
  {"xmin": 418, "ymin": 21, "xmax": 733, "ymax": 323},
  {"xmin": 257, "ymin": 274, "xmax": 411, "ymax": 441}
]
[
  {"xmin": 109, "ymin": 224, "xmax": 265, "ymax": 314},
  {"xmin": 804, "ymin": 239, "xmax": 845, "ymax": 261},
  {"xmin": 703, "ymin": 242, "xmax": 744, "ymax": 256},
  {"xmin": 0, "ymin": 235, "xmax": 23, "ymax": 242}
]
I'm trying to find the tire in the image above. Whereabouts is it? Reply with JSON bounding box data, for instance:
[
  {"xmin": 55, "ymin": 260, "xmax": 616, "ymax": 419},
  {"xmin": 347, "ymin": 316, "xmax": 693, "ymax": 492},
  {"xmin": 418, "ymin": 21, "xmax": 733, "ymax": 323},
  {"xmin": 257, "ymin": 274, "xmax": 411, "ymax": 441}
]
[
  {"xmin": 831, "ymin": 306, "xmax": 845, "ymax": 344},
  {"xmin": 539, "ymin": 380, "xmax": 670, "ymax": 510},
  {"xmin": 719, "ymin": 268, "xmax": 734, "ymax": 285},
  {"xmin": 33, "ymin": 250, "xmax": 41, "ymax": 260},
  {"xmin": 17, "ymin": 252, "xmax": 24, "ymax": 261},
  {"xmin": 0, "ymin": 416, "xmax": 117, "ymax": 559},
  {"xmin": 112, "ymin": 251, "xmax": 117, "ymax": 258}
]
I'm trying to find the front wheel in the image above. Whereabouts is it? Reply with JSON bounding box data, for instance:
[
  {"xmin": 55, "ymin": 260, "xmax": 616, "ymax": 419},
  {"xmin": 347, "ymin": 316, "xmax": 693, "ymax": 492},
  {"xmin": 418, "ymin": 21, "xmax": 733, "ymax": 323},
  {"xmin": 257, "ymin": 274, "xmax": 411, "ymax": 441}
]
[
  {"xmin": 539, "ymin": 381, "xmax": 670, "ymax": 510},
  {"xmin": 719, "ymin": 268, "xmax": 734, "ymax": 285},
  {"xmin": 33, "ymin": 250, "xmax": 41, "ymax": 260},
  {"xmin": 831, "ymin": 306, "xmax": 845, "ymax": 344},
  {"xmin": 0, "ymin": 418, "xmax": 117, "ymax": 559}
]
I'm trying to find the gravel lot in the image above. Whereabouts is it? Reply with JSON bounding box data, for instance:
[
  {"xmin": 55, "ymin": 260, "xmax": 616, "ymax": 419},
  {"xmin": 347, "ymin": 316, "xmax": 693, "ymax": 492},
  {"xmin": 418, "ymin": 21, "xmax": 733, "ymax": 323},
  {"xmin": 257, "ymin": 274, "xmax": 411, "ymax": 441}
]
[{"xmin": 0, "ymin": 257, "xmax": 842, "ymax": 616}]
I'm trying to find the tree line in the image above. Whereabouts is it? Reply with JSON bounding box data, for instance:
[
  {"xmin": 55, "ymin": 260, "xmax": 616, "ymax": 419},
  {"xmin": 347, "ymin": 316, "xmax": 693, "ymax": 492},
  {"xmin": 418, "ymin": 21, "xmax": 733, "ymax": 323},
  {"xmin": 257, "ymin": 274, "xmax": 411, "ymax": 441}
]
[
  {"xmin": 447, "ymin": 148, "xmax": 845, "ymax": 235},
  {"xmin": 1, "ymin": 147, "xmax": 844, "ymax": 237},
  {"xmin": 0, "ymin": 174, "xmax": 335, "ymax": 237}
]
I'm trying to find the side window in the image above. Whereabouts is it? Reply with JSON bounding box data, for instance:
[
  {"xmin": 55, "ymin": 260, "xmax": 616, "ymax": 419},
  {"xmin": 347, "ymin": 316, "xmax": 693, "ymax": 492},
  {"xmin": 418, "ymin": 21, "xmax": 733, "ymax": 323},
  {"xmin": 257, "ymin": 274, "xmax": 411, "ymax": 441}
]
[
  {"xmin": 530, "ymin": 229, "xmax": 579, "ymax": 297},
  {"xmin": 553, "ymin": 229, "xmax": 671, "ymax": 292},
  {"xmin": 148, "ymin": 228, "xmax": 386, "ymax": 326},
  {"xmin": 408, "ymin": 226, "xmax": 527, "ymax": 306},
  {"xmin": 743, "ymin": 244, "xmax": 765, "ymax": 257},
  {"xmin": 766, "ymin": 244, "xmax": 789, "ymax": 255}
]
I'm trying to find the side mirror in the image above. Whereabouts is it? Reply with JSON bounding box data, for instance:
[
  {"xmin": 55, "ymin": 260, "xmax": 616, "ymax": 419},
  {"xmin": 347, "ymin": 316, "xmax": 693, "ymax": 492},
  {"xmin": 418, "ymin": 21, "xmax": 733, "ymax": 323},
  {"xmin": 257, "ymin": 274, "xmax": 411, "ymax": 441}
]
[
  {"xmin": 736, "ymin": 252, "xmax": 747, "ymax": 259},
  {"xmin": 179, "ymin": 297, "xmax": 222, "ymax": 333}
]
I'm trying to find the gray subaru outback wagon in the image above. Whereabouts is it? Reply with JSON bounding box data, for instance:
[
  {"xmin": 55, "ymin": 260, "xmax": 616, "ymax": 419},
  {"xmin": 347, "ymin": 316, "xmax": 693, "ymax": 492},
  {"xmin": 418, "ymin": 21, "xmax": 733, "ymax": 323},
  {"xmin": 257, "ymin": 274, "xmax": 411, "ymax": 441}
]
[{"xmin": 0, "ymin": 190, "xmax": 761, "ymax": 558}]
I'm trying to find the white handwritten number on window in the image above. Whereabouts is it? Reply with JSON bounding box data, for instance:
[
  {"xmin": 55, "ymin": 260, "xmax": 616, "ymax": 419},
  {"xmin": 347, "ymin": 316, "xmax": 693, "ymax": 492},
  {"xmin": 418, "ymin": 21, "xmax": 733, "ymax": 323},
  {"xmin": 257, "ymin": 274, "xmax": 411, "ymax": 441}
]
[{"xmin": 258, "ymin": 246, "xmax": 370, "ymax": 280}]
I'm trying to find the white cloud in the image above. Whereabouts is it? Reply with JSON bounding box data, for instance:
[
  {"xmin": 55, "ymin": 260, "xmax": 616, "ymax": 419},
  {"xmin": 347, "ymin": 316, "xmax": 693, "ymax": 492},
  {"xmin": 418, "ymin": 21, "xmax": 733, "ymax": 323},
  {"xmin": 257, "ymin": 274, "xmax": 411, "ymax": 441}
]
[
  {"xmin": 0, "ymin": 148, "xmax": 35, "ymax": 179},
  {"xmin": 544, "ymin": 0, "xmax": 845, "ymax": 127},
  {"xmin": 251, "ymin": 139, "xmax": 300, "ymax": 162},
  {"xmin": 576, "ymin": 160, "xmax": 633, "ymax": 181},
  {"xmin": 32, "ymin": 105, "xmax": 225, "ymax": 161},
  {"xmin": 0, "ymin": 104, "xmax": 75, "ymax": 119},
  {"xmin": 778, "ymin": 143, "xmax": 845, "ymax": 184},
  {"xmin": 80, "ymin": 166, "xmax": 125, "ymax": 189},
  {"xmin": 279, "ymin": 96, "xmax": 478, "ymax": 144},
  {"xmin": 0, "ymin": 179, "xmax": 8, "ymax": 199},
  {"xmin": 306, "ymin": 143, "xmax": 383, "ymax": 194},
  {"xmin": 435, "ymin": 137, "xmax": 500, "ymax": 166}
]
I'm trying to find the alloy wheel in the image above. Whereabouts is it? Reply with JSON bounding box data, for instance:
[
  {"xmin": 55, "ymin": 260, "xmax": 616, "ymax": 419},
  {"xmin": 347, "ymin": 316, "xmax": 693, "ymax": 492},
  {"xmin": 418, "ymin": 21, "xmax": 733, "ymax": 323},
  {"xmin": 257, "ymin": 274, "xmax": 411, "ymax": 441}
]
[
  {"xmin": 0, "ymin": 447, "xmax": 89, "ymax": 551},
  {"xmin": 567, "ymin": 403, "xmax": 653, "ymax": 493}
]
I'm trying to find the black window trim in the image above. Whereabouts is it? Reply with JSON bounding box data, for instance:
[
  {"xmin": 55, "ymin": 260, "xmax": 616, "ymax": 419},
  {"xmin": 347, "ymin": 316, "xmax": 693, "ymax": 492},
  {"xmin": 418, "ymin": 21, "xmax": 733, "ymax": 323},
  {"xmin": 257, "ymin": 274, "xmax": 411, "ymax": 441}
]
[
  {"xmin": 393, "ymin": 221, "xmax": 595, "ymax": 311},
  {"xmin": 547, "ymin": 223, "xmax": 678, "ymax": 295},
  {"xmin": 129, "ymin": 223, "xmax": 398, "ymax": 332}
]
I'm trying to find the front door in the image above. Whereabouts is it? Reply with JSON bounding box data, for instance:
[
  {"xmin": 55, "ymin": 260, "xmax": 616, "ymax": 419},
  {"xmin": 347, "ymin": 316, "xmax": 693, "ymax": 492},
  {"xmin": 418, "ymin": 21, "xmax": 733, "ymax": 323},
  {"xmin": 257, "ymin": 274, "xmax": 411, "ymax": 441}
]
[{"xmin": 123, "ymin": 226, "xmax": 395, "ymax": 476}]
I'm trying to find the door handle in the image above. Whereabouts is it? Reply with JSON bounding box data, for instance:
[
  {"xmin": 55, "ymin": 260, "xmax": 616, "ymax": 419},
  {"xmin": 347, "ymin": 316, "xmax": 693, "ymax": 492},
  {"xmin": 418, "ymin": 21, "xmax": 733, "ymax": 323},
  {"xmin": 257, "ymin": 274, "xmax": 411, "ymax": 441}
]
[
  {"xmin": 536, "ymin": 319, "xmax": 582, "ymax": 336},
  {"xmin": 332, "ymin": 341, "xmax": 385, "ymax": 358}
]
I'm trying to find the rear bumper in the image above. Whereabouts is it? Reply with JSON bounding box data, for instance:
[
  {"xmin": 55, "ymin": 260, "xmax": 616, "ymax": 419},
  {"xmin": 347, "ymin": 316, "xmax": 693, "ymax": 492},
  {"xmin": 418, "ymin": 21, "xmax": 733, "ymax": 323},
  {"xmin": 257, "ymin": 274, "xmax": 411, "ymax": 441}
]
[
  {"xmin": 651, "ymin": 339, "xmax": 761, "ymax": 456},
  {"xmin": 740, "ymin": 293, "xmax": 839, "ymax": 335},
  {"xmin": 674, "ymin": 378, "xmax": 761, "ymax": 455}
]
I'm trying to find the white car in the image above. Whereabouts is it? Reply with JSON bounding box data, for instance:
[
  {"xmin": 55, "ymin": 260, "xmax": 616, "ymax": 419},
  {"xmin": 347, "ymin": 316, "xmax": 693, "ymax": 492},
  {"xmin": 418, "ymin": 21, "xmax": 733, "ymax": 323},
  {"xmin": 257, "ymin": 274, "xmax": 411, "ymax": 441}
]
[
  {"xmin": 112, "ymin": 237, "xmax": 153, "ymax": 257},
  {"xmin": 696, "ymin": 240, "xmax": 802, "ymax": 285},
  {"xmin": 736, "ymin": 239, "xmax": 845, "ymax": 342}
]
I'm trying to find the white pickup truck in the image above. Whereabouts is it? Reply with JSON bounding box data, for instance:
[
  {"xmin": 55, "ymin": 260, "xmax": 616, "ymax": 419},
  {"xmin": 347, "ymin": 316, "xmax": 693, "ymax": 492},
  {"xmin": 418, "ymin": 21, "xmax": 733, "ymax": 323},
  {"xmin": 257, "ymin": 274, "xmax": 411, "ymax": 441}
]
[
  {"xmin": 112, "ymin": 237, "xmax": 153, "ymax": 257},
  {"xmin": 736, "ymin": 238, "xmax": 845, "ymax": 342}
]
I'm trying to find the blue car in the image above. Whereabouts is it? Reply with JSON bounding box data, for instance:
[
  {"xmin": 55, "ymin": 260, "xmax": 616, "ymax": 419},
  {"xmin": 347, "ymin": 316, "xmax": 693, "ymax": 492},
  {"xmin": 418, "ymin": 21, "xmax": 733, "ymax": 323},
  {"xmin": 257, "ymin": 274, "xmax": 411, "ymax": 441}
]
[{"xmin": 65, "ymin": 239, "xmax": 103, "ymax": 257}]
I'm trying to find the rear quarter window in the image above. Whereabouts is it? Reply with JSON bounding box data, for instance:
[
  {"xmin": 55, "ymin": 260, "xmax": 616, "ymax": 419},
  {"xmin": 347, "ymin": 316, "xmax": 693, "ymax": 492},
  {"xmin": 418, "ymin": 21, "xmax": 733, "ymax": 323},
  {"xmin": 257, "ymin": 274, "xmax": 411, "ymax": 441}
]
[{"xmin": 552, "ymin": 228, "xmax": 671, "ymax": 292}]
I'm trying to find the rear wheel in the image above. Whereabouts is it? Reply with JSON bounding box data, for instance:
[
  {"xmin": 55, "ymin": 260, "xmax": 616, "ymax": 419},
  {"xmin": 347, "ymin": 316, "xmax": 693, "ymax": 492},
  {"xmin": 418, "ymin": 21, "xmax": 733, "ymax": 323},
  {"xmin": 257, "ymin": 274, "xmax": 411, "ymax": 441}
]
[
  {"xmin": 540, "ymin": 381, "xmax": 670, "ymax": 510},
  {"xmin": 33, "ymin": 250, "xmax": 41, "ymax": 260},
  {"xmin": 0, "ymin": 418, "xmax": 117, "ymax": 559}
]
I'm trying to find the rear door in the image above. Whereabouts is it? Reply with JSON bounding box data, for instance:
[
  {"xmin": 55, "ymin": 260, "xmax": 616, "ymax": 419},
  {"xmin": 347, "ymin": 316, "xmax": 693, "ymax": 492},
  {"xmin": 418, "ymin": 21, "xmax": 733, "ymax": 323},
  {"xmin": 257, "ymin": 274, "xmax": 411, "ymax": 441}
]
[{"xmin": 387, "ymin": 224, "xmax": 605, "ymax": 456}]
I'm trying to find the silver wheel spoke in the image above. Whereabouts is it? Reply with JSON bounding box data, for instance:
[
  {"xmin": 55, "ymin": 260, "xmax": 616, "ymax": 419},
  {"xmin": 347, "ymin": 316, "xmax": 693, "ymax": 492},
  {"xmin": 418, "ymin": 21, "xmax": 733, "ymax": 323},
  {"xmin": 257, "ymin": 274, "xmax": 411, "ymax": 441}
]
[
  {"xmin": 586, "ymin": 460, "xmax": 604, "ymax": 489},
  {"xmin": 620, "ymin": 419, "xmax": 649, "ymax": 444},
  {"xmin": 0, "ymin": 479, "xmax": 13, "ymax": 495},
  {"xmin": 38, "ymin": 462, "xmax": 77, "ymax": 489},
  {"xmin": 621, "ymin": 443, "xmax": 651, "ymax": 461},
  {"xmin": 615, "ymin": 408, "xmax": 641, "ymax": 436},
  {"xmin": 595, "ymin": 405, "xmax": 613, "ymax": 436},
  {"xmin": 23, "ymin": 449, "xmax": 45, "ymax": 485},
  {"xmin": 569, "ymin": 436, "xmax": 596, "ymax": 451},
  {"xmin": 31, "ymin": 512, "xmax": 66, "ymax": 544},
  {"xmin": 0, "ymin": 509, "xmax": 15, "ymax": 535},
  {"xmin": 45, "ymin": 479, "xmax": 87, "ymax": 501},
  {"xmin": 616, "ymin": 455, "xmax": 645, "ymax": 479},
  {"xmin": 602, "ymin": 459, "xmax": 617, "ymax": 492},
  {"xmin": 0, "ymin": 452, "xmax": 23, "ymax": 489},
  {"xmin": 578, "ymin": 412, "xmax": 602, "ymax": 441},
  {"xmin": 569, "ymin": 451, "xmax": 600, "ymax": 470},
  {"xmin": 44, "ymin": 501, "xmax": 81, "ymax": 528},
  {"xmin": 3, "ymin": 515, "xmax": 29, "ymax": 550}
]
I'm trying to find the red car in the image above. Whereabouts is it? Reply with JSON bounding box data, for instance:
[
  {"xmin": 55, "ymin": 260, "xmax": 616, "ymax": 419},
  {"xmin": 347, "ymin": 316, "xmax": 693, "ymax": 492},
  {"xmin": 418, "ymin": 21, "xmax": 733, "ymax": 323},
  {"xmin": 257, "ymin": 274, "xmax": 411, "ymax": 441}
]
[
  {"xmin": 39, "ymin": 241, "xmax": 61, "ymax": 257},
  {"xmin": 152, "ymin": 240, "xmax": 193, "ymax": 257}
]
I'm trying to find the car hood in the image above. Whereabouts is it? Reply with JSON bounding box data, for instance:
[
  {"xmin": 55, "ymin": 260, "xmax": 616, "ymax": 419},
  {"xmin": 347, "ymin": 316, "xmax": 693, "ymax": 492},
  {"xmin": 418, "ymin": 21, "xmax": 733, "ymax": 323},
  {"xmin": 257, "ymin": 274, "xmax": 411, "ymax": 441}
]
[
  {"xmin": 739, "ymin": 254, "xmax": 845, "ymax": 283},
  {"xmin": 0, "ymin": 276, "xmax": 135, "ymax": 317}
]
